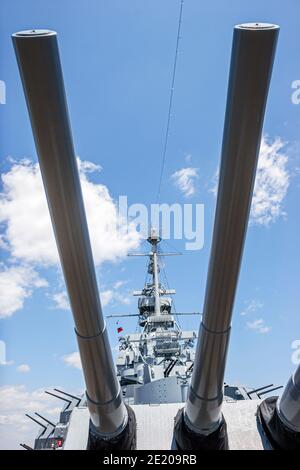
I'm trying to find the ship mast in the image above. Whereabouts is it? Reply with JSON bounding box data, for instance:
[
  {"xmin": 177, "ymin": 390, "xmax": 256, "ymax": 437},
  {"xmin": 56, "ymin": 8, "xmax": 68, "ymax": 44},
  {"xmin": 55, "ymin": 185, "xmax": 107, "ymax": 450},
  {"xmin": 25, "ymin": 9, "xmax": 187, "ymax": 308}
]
[
  {"xmin": 147, "ymin": 228, "xmax": 161, "ymax": 316},
  {"xmin": 128, "ymin": 228, "xmax": 181, "ymax": 323}
]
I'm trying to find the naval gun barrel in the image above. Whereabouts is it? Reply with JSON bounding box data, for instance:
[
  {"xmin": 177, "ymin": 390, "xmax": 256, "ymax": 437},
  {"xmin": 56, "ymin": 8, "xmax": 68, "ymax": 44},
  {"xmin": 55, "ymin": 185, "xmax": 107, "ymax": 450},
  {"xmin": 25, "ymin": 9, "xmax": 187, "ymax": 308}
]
[
  {"xmin": 278, "ymin": 364, "xmax": 300, "ymax": 433},
  {"xmin": 12, "ymin": 30, "xmax": 129, "ymax": 442},
  {"xmin": 257, "ymin": 362, "xmax": 300, "ymax": 449},
  {"xmin": 182, "ymin": 23, "xmax": 279, "ymax": 442}
]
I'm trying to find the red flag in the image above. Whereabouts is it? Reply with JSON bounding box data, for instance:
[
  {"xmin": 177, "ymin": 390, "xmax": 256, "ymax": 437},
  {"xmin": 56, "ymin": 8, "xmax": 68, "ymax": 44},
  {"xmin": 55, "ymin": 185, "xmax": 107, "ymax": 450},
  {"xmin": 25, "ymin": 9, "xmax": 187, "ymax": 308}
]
[{"xmin": 117, "ymin": 327, "xmax": 123, "ymax": 334}]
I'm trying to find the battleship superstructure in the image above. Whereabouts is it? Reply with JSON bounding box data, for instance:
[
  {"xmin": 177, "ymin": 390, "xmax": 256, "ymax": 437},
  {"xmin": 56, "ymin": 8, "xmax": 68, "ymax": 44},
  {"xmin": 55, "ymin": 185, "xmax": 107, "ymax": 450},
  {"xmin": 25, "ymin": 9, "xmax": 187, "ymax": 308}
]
[
  {"xmin": 12, "ymin": 21, "xmax": 300, "ymax": 450},
  {"xmin": 115, "ymin": 229, "xmax": 197, "ymax": 406}
]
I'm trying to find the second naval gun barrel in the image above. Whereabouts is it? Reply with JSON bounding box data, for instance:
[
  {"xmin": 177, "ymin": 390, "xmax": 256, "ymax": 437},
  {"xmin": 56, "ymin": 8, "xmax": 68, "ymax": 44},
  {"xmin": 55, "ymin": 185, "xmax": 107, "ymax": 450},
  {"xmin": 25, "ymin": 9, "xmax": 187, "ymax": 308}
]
[
  {"xmin": 175, "ymin": 23, "xmax": 279, "ymax": 449},
  {"xmin": 278, "ymin": 364, "xmax": 300, "ymax": 434},
  {"xmin": 12, "ymin": 30, "xmax": 134, "ymax": 447},
  {"xmin": 258, "ymin": 362, "xmax": 300, "ymax": 449}
]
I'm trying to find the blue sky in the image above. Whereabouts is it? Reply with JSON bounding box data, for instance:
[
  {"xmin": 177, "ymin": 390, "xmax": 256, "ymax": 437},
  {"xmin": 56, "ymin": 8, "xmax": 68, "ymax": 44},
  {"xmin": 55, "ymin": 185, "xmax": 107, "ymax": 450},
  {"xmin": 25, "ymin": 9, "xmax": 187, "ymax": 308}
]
[{"xmin": 0, "ymin": 0, "xmax": 300, "ymax": 448}]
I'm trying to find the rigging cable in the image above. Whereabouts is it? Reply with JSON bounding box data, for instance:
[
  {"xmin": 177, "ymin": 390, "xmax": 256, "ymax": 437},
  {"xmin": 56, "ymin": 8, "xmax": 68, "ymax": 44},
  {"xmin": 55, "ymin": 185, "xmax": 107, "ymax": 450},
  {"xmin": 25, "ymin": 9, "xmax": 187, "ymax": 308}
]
[
  {"xmin": 161, "ymin": 238, "xmax": 182, "ymax": 255},
  {"xmin": 156, "ymin": 0, "xmax": 184, "ymax": 204}
]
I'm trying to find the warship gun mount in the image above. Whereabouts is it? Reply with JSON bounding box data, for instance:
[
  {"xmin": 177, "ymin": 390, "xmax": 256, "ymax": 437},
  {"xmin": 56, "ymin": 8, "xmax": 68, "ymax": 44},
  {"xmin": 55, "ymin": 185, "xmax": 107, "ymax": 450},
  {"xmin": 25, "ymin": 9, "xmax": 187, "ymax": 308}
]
[{"xmin": 12, "ymin": 22, "xmax": 300, "ymax": 450}]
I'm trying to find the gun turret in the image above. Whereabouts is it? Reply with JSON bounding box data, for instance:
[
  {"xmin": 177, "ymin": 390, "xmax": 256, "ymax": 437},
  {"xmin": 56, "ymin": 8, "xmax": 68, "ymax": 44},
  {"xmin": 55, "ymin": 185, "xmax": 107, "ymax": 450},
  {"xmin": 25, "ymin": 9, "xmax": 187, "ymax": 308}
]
[
  {"xmin": 12, "ymin": 30, "xmax": 135, "ymax": 449},
  {"xmin": 175, "ymin": 23, "xmax": 279, "ymax": 450}
]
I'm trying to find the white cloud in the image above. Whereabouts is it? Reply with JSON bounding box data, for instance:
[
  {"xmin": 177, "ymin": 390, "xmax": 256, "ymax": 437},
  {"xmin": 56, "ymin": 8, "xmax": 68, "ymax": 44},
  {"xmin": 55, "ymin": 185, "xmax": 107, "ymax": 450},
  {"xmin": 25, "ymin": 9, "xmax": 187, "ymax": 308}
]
[
  {"xmin": 101, "ymin": 288, "xmax": 131, "ymax": 307},
  {"xmin": 78, "ymin": 159, "xmax": 102, "ymax": 174},
  {"xmin": 62, "ymin": 352, "xmax": 82, "ymax": 370},
  {"xmin": 0, "ymin": 384, "xmax": 66, "ymax": 449},
  {"xmin": 51, "ymin": 281, "xmax": 131, "ymax": 311},
  {"xmin": 0, "ymin": 264, "xmax": 47, "ymax": 318},
  {"xmin": 240, "ymin": 299, "xmax": 263, "ymax": 316},
  {"xmin": 0, "ymin": 158, "xmax": 140, "ymax": 318},
  {"xmin": 0, "ymin": 160, "xmax": 57, "ymax": 265},
  {"xmin": 251, "ymin": 136, "xmax": 290, "ymax": 225},
  {"xmin": 241, "ymin": 299, "xmax": 271, "ymax": 334},
  {"xmin": 171, "ymin": 167, "xmax": 199, "ymax": 197},
  {"xmin": 209, "ymin": 167, "xmax": 219, "ymax": 197},
  {"xmin": 209, "ymin": 136, "xmax": 290, "ymax": 226},
  {"xmin": 113, "ymin": 280, "xmax": 127, "ymax": 289},
  {"xmin": 101, "ymin": 290, "xmax": 114, "ymax": 307},
  {"xmin": 246, "ymin": 318, "xmax": 271, "ymax": 334},
  {"xmin": 52, "ymin": 291, "xmax": 70, "ymax": 311},
  {"xmin": 0, "ymin": 158, "xmax": 140, "ymax": 267},
  {"xmin": 16, "ymin": 364, "xmax": 31, "ymax": 373}
]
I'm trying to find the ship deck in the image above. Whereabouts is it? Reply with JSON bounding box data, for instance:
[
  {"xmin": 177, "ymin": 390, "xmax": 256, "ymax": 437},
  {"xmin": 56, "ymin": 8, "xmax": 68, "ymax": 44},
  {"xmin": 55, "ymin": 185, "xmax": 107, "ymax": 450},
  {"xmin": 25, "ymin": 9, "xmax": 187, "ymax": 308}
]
[{"xmin": 64, "ymin": 400, "xmax": 270, "ymax": 450}]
